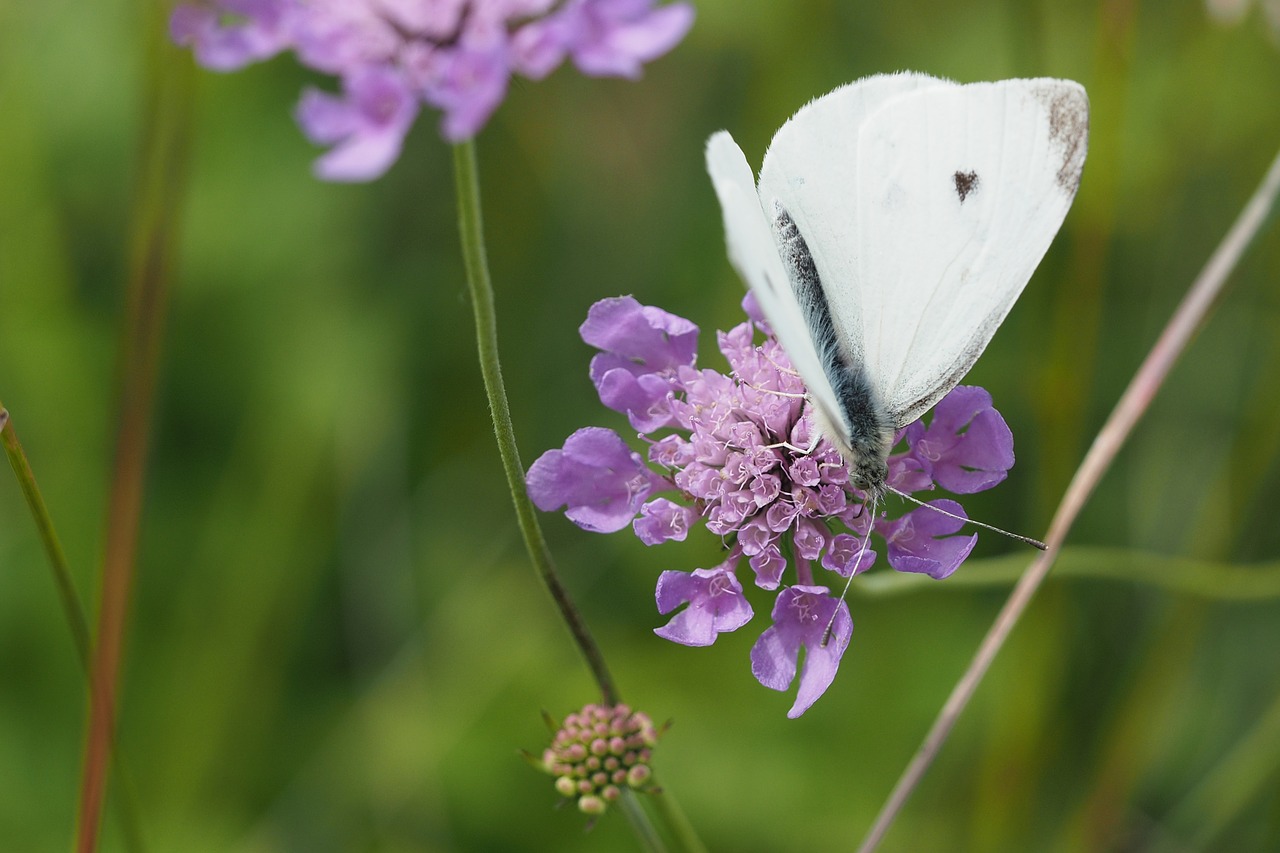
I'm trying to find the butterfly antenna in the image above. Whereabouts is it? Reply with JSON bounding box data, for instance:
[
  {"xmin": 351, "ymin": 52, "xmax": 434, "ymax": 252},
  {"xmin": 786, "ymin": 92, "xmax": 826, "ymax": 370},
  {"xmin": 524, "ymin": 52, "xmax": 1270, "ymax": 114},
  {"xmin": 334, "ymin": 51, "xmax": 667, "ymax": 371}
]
[
  {"xmin": 885, "ymin": 485, "xmax": 1047, "ymax": 550},
  {"xmin": 745, "ymin": 383, "xmax": 807, "ymax": 401},
  {"xmin": 822, "ymin": 497, "xmax": 876, "ymax": 647}
]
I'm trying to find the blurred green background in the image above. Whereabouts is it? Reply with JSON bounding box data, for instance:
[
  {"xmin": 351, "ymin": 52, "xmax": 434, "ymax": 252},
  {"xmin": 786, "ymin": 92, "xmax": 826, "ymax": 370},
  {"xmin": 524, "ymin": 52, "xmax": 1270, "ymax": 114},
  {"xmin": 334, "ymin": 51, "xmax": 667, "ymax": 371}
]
[{"xmin": 3, "ymin": 0, "xmax": 1280, "ymax": 850}]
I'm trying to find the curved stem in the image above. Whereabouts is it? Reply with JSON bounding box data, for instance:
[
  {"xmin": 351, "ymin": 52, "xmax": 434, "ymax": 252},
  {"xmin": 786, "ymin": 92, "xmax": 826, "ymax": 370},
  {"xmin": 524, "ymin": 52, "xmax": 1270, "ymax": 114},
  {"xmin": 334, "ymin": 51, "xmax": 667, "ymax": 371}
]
[
  {"xmin": 3, "ymin": 409, "xmax": 149, "ymax": 845},
  {"xmin": 2, "ymin": 406, "xmax": 149, "ymax": 853},
  {"xmin": 0, "ymin": 407, "xmax": 91, "ymax": 664},
  {"xmin": 76, "ymin": 10, "xmax": 193, "ymax": 849},
  {"xmin": 648, "ymin": 783, "xmax": 710, "ymax": 853},
  {"xmin": 451, "ymin": 140, "xmax": 618, "ymax": 705},
  {"xmin": 857, "ymin": 145, "xmax": 1280, "ymax": 852},
  {"xmin": 618, "ymin": 789, "xmax": 669, "ymax": 853}
]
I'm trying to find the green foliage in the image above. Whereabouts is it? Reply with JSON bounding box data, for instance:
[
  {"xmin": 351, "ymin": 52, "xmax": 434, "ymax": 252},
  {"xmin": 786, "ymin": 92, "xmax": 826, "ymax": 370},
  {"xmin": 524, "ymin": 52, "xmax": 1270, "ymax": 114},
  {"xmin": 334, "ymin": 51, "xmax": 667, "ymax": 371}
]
[{"xmin": 2, "ymin": 0, "xmax": 1279, "ymax": 850}]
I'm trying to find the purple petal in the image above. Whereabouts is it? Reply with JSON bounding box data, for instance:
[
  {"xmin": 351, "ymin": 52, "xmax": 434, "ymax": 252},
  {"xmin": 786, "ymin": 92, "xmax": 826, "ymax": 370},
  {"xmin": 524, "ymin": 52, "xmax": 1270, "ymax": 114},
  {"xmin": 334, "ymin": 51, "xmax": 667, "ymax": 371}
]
[
  {"xmin": 930, "ymin": 386, "xmax": 996, "ymax": 435},
  {"xmin": 582, "ymin": 296, "xmax": 698, "ymax": 380},
  {"xmin": 510, "ymin": 13, "xmax": 572, "ymax": 78},
  {"xmin": 741, "ymin": 291, "xmax": 767, "ymax": 330},
  {"xmin": 908, "ymin": 386, "xmax": 1014, "ymax": 494},
  {"xmin": 593, "ymin": 367, "xmax": 676, "ymax": 433},
  {"xmin": 789, "ymin": 455, "xmax": 822, "ymax": 487},
  {"xmin": 648, "ymin": 434, "xmax": 694, "ymax": 468},
  {"xmin": 878, "ymin": 500, "xmax": 978, "ymax": 579},
  {"xmin": 748, "ymin": 473, "xmax": 782, "ymax": 506},
  {"xmin": 749, "ymin": 545, "xmax": 786, "ymax": 589},
  {"xmin": 737, "ymin": 518, "xmax": 773, "ymax": 557},
  {"xmin": 750, "ymin": 586, "xmax": 852, "ymax": 718},
  {"xmin": 170, "ymin": 0, "xmax": 291, "ymax": 70},
  {"xmin": 764, "ymin": 500, "xmax": 800, "ymax": 533},
  {"xmin": 633, "ymin": 497, "xmax": 697, "ymax": 545},
  {"xmin": 526, "ymin": 427, "xmax": 663, "ymax": 533},
  {"xmin": 821, "ymin": 533, "xmax": 877, "ymax": 577},
  {"xmin": 716, "ymin": 322, "xmax": 757, "ymax": 375},
  {"xmin": 654, "ymin": 565, "xmax": 753, "ymax": 646},
  {"xmin": 295, "ymin": 67, "xmax": 419, "ymax": 182},
  {"xmin": 288, "ymin": 1, "xmax": 402, "ymax": 76},
  {"xmin": 886, "ymin": 451, "xmax": 933, "ymax": 495},
  {"xmin": 814, "ymin": 483, "xmax": 847, "ymax": 515},
  {"xmin": 793, "ymin": 517, "xmax": 827, "ymax": 561},
  {"xmin": 420, "ymin": 34, "xmax": 513, "ymax": 142},
  {"xmin": 570, "ymin": 0, "xmax": 695, "ymax": 78}
]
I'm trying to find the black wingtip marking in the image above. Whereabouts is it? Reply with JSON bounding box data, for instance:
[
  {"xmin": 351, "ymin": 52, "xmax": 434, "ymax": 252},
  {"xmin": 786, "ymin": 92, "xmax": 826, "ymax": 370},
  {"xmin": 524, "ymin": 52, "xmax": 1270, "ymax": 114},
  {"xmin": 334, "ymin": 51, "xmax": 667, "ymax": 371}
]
[
  {"xmin": 953, "ymin": 170, "xmax": 979, "ymax": 203},
  {"xmin": 1032, "ymin": 83, "xmax": 1089, "ymax": 196}
]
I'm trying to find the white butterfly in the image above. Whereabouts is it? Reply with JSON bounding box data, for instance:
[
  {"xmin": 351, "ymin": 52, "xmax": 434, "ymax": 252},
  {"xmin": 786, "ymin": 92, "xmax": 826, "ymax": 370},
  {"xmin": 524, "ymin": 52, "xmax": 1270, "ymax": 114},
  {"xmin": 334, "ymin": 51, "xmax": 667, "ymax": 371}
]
[{"xmin": 706, "ymin": 72, "xmax": 1088, "ymax": 501}]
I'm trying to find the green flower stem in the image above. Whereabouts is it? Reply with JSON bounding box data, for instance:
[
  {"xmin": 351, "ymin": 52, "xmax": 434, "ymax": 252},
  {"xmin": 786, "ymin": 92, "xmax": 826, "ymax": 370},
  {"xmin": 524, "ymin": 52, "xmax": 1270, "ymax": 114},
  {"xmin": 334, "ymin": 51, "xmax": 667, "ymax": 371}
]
[
  {"xmin": 648, "ymin": 783, "xmax": 711, "ymax": 853},
  {"xmin": 0, "ymin": 406, "xmax": 91, "ymax": 664},
  {"xmin": 618, "ymin": 789, "xmax": 668, "ymax": 853},
  {"xmin": 452, "ymin": 141, "xmax": 706, "ymax": 853},
  {"xmin": 451, "ymin": 139, "xmax": 618, "ymax": 705},
  {"xmin": 0, "ymin": 406, "xmax": 147, "ymax": 853}
]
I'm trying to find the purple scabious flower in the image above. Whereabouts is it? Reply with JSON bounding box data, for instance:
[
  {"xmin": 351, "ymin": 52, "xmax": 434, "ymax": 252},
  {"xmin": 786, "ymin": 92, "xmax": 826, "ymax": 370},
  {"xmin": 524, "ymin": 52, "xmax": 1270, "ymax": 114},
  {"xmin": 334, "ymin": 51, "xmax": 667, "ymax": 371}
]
[
  {"xmin": 527, "ymin": 295, "xmax": 1020, "ymax": 716},
  {"xmin": 171, "ymin": 0, "xmax": 695, "ymax": 180}
]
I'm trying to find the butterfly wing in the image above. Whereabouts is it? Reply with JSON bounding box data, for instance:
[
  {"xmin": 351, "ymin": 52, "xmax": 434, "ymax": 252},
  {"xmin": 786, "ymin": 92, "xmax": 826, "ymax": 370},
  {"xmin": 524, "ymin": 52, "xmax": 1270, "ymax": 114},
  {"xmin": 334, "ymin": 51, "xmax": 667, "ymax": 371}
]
[
  {"xmin": 705, "ymin": 131, "xmax": 849, "ymax": 443},
  {"xmin": 853, "ymin": 78, "xmax": 1087, "ymax": 426},
  {"xmin": 759, "ymin": 75, "xmax": 1088, "ymax": 429},
  {"xmin": 756, "ymin": 72, "xmax": 950, "ymax": 389}
]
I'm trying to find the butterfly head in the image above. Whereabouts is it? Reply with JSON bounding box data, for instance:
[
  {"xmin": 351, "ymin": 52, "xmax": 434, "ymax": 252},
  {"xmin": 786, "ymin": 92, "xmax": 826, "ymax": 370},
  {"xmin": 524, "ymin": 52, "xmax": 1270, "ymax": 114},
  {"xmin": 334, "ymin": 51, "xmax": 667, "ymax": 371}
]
[
  {"xmin": 810, "ymin": 395, "xmax": 893, "ymax": 498},
  {"xmin": 849, "ymin": 453, "xmax": 889, "ymax": 499}
]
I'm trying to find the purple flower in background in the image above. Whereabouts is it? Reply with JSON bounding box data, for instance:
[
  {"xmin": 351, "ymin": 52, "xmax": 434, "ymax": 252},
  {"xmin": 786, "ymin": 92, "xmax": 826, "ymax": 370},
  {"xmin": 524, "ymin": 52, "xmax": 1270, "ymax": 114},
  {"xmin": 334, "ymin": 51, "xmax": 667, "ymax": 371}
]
[
  {"xmin": 170, "ymin": 0, "xmax": 291, "ymax": 70},
  {"xmin": 527, "ymin": 295, "xmax": 1021, "ymax": 715},
  {"xmin": 171, "ymin": 0, "xmax": 695, "ymax": 180},
  {"xmin": 295, "ymin": 66, "xmax": 420, "ymax": 181}
]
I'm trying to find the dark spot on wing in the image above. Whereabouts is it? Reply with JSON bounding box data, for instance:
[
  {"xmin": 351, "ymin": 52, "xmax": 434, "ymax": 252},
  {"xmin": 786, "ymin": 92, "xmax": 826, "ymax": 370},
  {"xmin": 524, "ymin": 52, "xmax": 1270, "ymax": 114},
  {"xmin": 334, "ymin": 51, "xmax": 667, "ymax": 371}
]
[
  {"xmin": 953, "ymin": 170, "xmax": 979, "ymax": 203},
  {"xmin": 1032, "ymin": 82, "xmax": 1089, "ymax": 195}
]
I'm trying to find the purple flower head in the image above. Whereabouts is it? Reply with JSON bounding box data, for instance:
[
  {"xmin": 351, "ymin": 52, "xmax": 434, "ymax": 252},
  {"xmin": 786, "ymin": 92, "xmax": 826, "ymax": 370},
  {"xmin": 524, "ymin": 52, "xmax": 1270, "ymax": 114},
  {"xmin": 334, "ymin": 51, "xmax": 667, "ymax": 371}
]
[
  {"xmin": 528, "ymin": 296, "xmax": 1021, "ymax": 715},
  {"xmin": 173, "ymin": 0, "xmax": 695, "ymax": 179}
]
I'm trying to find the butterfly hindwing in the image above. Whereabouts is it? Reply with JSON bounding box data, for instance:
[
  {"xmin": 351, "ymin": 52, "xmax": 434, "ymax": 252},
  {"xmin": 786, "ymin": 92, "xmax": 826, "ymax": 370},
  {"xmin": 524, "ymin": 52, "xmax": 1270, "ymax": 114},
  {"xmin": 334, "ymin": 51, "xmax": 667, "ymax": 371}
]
[{"xmin": 705, "ymin": 131, "xmax": 849, "ymax": 444}]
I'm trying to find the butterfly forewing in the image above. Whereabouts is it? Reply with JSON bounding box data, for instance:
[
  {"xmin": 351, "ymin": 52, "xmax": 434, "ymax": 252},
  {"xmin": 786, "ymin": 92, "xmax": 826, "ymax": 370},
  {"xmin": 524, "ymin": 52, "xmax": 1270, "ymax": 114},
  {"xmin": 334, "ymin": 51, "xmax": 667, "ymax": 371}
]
[
  {"xmin": 851, "ymin": 78, "xmax": 1088, "ymax": 427},
  {"xmin": 756, "ymin": 73, "xmax": 951, "ymax": 387}
]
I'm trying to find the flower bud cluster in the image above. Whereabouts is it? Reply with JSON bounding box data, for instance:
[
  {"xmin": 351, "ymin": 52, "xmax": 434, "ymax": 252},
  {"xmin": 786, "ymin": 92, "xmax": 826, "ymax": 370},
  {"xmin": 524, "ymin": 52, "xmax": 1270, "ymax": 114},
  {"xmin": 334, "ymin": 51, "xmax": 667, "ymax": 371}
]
[{"xmin": 541, "ymin": 703, "xmax": 657, "ymax": 814}]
